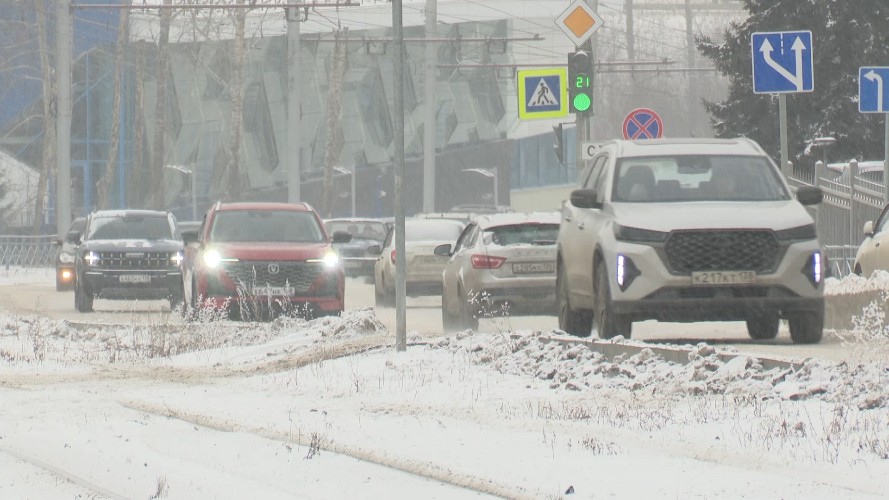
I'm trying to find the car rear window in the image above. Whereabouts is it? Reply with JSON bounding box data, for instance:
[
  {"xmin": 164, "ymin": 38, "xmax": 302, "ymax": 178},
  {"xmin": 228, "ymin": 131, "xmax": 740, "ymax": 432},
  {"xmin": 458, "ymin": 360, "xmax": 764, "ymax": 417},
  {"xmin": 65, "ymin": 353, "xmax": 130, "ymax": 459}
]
[
  {"xmin": 483, "ymin": 223, "xmax": 559, "ymax": 246},
  {"xmin": 405, "ymin": 220, "xmax": 464, "ymax": 241},
  {"xmin": 88, "ymin": 215, "xmax": 173, "ymax": 240},
  {"xmin": 325, "ymin": 221, "xmax": 388, "ymax": 241},
  {"xmin": 210, "ymin": 210, "xmax": 325, "ymax": 243}
]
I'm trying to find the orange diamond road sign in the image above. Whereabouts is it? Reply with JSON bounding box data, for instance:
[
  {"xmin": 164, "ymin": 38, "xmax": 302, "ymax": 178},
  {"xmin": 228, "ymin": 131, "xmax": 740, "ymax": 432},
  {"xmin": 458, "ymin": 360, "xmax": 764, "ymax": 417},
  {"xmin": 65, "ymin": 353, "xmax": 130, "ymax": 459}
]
[{"xmin": 555, "ymin": 0, "xmax": 605, "ymax": 47}]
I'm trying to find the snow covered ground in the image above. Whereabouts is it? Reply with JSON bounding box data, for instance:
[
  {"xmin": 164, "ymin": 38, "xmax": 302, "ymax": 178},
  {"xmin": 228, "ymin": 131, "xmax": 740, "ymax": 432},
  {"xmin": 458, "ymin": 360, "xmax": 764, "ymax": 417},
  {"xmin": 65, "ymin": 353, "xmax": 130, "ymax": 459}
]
[{"xmin": 0, "ymin": 268, "xmax": 887, "ymax": 498}]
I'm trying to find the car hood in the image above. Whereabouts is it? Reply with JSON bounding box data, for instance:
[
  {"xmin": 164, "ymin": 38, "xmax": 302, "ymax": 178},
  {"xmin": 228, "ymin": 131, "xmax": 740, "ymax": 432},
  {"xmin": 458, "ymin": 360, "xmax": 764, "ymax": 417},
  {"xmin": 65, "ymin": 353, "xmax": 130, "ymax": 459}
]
[
  {"xmin": 81, "ymin": 239, "xmax": 183, "ymax": 252},
  {"xmin": 206, "ymin": 242, "xmax": 333, "ymax": 261},
  {"xmin": 610, "ymin": 201, "xmax": 815, "ymax": 232}
]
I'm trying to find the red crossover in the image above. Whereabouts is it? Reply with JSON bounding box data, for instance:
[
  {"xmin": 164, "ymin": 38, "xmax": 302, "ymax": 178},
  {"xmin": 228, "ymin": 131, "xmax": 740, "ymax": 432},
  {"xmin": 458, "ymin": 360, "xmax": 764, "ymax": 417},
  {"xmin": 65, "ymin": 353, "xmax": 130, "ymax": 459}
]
[{"xmin": 182, "ymin": 202, "xmax": 350, "ymax": 319}]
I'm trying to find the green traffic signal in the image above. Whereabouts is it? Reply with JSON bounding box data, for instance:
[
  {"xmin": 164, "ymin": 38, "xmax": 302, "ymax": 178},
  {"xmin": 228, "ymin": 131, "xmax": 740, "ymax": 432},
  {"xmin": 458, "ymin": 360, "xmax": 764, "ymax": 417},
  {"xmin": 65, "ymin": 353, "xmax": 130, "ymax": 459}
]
[{"xmin": 573, "ymin": 93, "xmax": 591, "ymax": 112}]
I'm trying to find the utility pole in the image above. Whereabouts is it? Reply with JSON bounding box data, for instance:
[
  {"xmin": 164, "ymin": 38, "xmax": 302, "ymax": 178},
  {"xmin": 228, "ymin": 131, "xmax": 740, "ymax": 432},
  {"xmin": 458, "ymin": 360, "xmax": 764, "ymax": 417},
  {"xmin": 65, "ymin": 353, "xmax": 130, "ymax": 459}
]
[
  {"xmin": 287, "ymin": 7, "xmax": 302, "ymax": 203},
  {"xmin": 56, "ymin": 1, "xmax": 72, "ymax": 239},
  {"xmin": 625, "ymin": 0, "xmax": 635, "ymax": 82},
  {"xmin": 422, "ymin": 0, "xmax": 437, "ymax": 213},
  {"xmin": 393, "ymin": 0, "xmax": 407, "ymax": 352},
  {"xmin": 685, "ymin": 0, "xmax": 697, "ymax": 132}
]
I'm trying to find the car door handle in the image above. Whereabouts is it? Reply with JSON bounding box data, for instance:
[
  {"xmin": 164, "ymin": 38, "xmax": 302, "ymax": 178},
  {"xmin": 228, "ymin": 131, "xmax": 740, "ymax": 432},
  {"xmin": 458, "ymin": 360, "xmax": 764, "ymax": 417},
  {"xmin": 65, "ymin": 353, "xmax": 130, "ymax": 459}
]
[
  {"xmin": 563, "ymin": 215, "xmax": 573, "ymax": 222},
  {"xmin": 577, "ymin": 222, "xmax": 585, "ymax": 230},
  {"xmin": 877, "ymin": 242, "xmax": 881, "ymax": 247}
]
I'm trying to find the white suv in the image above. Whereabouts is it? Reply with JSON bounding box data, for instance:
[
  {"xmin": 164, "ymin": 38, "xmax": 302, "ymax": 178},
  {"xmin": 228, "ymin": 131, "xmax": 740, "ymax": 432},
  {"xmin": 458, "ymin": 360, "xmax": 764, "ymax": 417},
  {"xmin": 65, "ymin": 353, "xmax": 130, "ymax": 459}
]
[{"xmin": 556, "ymin": 138, "xmax": 825, "ymax": 343}]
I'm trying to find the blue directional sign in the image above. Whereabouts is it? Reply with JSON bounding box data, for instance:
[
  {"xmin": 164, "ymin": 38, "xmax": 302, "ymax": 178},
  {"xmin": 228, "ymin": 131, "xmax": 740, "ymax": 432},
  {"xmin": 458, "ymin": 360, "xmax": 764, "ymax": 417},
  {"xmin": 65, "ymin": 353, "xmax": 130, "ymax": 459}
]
[
  {"xmin": 517, "ymin": 68, "xmax": 568, "ymax": 120},
  {"xmin": 859, "ymin": 67, "xmax": 889, "ymax": 113},
  {"xmin": 751, "ymin": 31, "xmax": 814, "ymax": 94}
]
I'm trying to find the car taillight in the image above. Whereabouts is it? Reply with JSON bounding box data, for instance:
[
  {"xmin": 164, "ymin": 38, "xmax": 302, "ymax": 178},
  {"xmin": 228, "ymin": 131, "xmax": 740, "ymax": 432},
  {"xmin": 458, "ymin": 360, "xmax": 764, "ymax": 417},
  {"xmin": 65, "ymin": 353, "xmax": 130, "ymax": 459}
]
[
  {"xmin": 390, "ymin": 250, "xmax": 397, "ymax": 264},
  {"xmin": 471, "ymin": 254, "xmax": 506, "ymax": 269}
]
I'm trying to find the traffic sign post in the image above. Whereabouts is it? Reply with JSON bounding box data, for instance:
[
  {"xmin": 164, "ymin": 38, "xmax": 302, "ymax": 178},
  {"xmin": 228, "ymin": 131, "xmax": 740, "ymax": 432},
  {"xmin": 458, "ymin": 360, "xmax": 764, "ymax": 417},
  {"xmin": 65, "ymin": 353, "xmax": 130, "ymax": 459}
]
[
  {"xmin": 517, "ymin": 68, "xmax": 569, "ymax": 120},
  {"xmin": 859, "ymin": 66, "xmax": 889, "ymax": 203},
  {"xmin": 622, "ymin": 108, "xmax": 664, "ymax": 140},
  {"xmin": 751, "ymin": 30, "xmax": 815, "ymax": 177}
]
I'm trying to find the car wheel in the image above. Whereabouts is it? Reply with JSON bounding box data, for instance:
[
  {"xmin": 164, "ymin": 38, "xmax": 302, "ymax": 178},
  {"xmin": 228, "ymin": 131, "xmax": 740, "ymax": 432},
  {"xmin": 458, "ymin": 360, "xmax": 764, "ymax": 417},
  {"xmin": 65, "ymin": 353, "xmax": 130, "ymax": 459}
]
[
  {"xmin": 375, "ymin": 277, "xmax": 394, "ymax": 308},
  {"xmin": 458, "ymin": 285, "xmax": 478, "ymax": 332},
  {"xmin": 745, "ymin": 313, "xmax": 780, "ymax": 340},
  {"xmin": 789, "ymin": 309, "xmax": 824, "ymax": 344},
  {"xmin": 441, "ymin": 285, "xmax": 459, "ymax": 332},
  {"xmin": 594, "ymin": 260, "xmax": 631, "ymax": 339},
  {"xmin": 557, "ymin": 264, "xmax": 592, "ymax": 337},
  {"xmin": 853, "ymin": 264, "xmax": 862, "ymax": 276}
]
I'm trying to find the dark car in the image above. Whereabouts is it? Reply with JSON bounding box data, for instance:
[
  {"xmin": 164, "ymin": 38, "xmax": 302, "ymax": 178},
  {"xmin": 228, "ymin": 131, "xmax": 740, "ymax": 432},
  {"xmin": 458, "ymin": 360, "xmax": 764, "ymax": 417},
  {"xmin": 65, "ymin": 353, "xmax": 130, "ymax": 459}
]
[
  {"xmin": 323, "ymin": 218, "xmax": 390, "ymax": 278},
  {"xmin": 183, "ymin": 202, "xmax": 350, "ymax": 320},
  {"xmin": 73, "ymin": 210, "xmax": 185, "ymax": 312},
  {"xmin": 55, "ymin": 217, "xmax": 87, "ymax": 291}
]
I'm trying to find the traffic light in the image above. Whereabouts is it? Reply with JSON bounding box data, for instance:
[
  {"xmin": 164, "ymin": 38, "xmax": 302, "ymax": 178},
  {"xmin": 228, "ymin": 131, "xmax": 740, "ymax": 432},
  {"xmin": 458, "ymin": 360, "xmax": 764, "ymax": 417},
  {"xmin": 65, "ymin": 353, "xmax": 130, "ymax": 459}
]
[
  {"xmin": 553, "ymin": 123, "xmax": 564, "ymax": 164},
  {"xmin": 568, "ymin": 50, "xmax": 593, "ymax": 115}
]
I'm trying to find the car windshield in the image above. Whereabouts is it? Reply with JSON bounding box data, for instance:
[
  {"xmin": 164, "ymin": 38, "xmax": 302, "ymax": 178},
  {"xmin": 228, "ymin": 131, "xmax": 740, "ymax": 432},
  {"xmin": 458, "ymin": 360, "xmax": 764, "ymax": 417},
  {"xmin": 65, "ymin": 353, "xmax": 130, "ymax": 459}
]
[
  {"xmin": 210, "ymin": 210, "xmax": 325, "ymax": 243},
  {"xmin": 483, "ymin": 223, "xmax": 559, "ymax": 246},
  {"xmin": 325, "ymin": 221, "xmax": 387, "ymax": 241},
  {"xmin": 405, "ymin": 220, "xmax": 464, "ymax": 241},
  {"xmin": 87, "ymin": 215, "xmax": 173, "ymax": 240},
  {"xmin": 612, "ymin": 155, "xmax": 790, "ymax": 203}
]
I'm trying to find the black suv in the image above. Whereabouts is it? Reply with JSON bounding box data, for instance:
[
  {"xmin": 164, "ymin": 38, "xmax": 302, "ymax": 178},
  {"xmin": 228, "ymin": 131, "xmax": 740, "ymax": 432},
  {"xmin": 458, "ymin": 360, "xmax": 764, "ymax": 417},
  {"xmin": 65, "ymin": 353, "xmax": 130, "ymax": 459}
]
[{"xmin": 73, "ymin": 210, "xmax": 185, "ymax": 312}]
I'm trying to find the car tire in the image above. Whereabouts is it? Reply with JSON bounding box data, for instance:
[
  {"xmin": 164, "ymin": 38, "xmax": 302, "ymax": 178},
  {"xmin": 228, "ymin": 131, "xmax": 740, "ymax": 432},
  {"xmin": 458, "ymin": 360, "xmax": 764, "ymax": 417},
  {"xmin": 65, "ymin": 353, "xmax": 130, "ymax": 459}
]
[
  {"xmin": 442, "ymin": 287, "xmax": 459, "ymax": 332},
  {"xmin": 375, "ymin": 277, "xmax": 394, "ymax": 308},
  {"xmin": 745, "ymin": 313, "xmax": 780, "ymax": 340},
  {"xmin": 556, "ymin": 264, "xmax": 592, "ymax": 337},
  {"xmin": 789, "ymin": 309, "xmax": 824, "ymax": 344},
  {"xmin": 75, "ymin": 282, "xmax": 93, "ymax": 313},
  {"xmin": 594, "ymin": 260, "xmax": 631, "ymax": 339},
  {"xmin": 458, "ymin": 285, "xmax": 478, "ymax": 332}
]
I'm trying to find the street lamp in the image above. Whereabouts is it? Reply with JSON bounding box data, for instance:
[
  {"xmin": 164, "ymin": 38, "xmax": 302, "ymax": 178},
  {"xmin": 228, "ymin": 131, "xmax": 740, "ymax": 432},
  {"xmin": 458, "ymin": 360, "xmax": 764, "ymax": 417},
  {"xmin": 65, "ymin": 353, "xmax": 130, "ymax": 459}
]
[
  {"xmin": 460, "ymin": 167, "xmax": 498, "ymax": 206},
  {"xmin": 165, "ymin": 164, "xmax": 196, "ymax": 221}
]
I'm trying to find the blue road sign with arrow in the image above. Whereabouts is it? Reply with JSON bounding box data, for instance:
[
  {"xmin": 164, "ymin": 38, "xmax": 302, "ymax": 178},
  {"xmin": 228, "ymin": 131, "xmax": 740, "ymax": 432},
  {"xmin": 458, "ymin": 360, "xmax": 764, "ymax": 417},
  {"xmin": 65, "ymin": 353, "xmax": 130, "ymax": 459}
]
[
  {"xmin": 751, "ymin": 31, "xmax": 814, "ymax": 94},
  {"xmin": 859, "ymin": 67, "xmax": 889, "ymax": 113}
]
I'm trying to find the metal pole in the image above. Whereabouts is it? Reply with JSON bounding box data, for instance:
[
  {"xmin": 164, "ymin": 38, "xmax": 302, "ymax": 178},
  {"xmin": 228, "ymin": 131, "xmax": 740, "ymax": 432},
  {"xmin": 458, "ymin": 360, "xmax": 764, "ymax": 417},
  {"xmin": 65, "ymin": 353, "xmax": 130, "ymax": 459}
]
[
  {"xmin": 850, "ymin": 159, "xmax": 859, "ymax": 247},
  {"xmin": 351, "ymin": 166, "xmax": 356, "ymax": 217},
  {"xmin": 779, "ymin": 94, "xmax": 789, "ymax": 178},
  {"xmin": 492, "ymin": 167, "xmax": 498, "ymax": 206},
  {"xmin": 191, "ymin": 170, "xmax": 197, "ymax": 220},
  {"xmin": 884, "ymin": 115, "xmax": 889, "ymax": 204},
  {"xmin": 393, "ymin": 0, "xmax": 407, "ymax": 352},
  {"xmin": 287, "ymin": 8, "xmax": 301, "ymax": 203},
  {"xmin": 422, "ymin": 0, "xmax": 436, "ymax": 212},
  {"xmin": 56, "ymin": 1, "xmax": 72, "ymax": 237}
]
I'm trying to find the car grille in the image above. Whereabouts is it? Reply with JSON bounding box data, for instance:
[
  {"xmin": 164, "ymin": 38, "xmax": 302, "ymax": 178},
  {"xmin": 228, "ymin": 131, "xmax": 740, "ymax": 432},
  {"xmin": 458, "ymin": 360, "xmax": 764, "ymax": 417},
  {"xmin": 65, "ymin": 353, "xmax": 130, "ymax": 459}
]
[
  {"xmin": 98, "ymin": 251, "xmax": 174, "ymax": 269},
  {"xmin": 221, "ymin": 261, "xmax": 324, "ymax": 292},
  {"xmin": 664, "ymin": 230, "xmax": 778, "ymax": 272}
]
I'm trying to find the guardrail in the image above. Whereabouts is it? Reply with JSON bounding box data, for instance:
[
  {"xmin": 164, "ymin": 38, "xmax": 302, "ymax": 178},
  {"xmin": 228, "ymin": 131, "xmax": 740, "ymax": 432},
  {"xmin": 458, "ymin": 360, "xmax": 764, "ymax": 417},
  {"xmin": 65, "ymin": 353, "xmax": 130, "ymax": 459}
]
[{"xmin": 0, "ymin": 235, "xmax": 58, "ymax": 267}]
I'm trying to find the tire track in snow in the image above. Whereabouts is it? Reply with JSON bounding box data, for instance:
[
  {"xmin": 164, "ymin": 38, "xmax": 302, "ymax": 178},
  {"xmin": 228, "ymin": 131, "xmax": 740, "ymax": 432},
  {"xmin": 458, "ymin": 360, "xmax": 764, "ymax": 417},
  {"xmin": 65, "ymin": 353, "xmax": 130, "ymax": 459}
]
[
  {"xmin": 121, "ymin": 400, "xmax": 543, "ymax": 500},
  {"xmin": 0, "ymin": 446, "xmax": 127, "ymax": 500}
]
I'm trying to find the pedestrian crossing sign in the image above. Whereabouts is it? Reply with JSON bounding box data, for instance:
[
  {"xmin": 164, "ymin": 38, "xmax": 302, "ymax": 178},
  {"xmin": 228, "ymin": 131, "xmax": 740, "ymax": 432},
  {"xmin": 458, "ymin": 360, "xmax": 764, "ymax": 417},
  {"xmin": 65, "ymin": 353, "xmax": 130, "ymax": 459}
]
[{"xmin": 517, "ymin": 68, "xmax": 568, "ymax": 120}]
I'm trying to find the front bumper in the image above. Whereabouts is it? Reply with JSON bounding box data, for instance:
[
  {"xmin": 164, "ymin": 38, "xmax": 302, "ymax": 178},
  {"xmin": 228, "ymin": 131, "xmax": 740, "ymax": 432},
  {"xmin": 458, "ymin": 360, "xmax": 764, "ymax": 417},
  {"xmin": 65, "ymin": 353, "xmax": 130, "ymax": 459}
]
[
  {"xmin": 603, "ymin": 237, "xmax": 824, "ymax": 322},
  {"xmin": 81, "ymin": 270, "xmax": 183, "ymax": 300}
]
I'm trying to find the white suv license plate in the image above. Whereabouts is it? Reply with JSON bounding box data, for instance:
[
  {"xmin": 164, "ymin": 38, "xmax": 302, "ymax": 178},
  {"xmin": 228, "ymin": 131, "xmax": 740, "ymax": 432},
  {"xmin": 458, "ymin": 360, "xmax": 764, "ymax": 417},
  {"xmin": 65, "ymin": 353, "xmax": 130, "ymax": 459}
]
[
  {"xmin": 119, "ymin": 274, "xmax": 151, "ymax": 284},
  {"xmin": 252, "ymin": 286, "xmax": 295, "ymax": 297},
  {"xmin": 691, "ymin": 271, "xmax": 756, "ymax": 285}
]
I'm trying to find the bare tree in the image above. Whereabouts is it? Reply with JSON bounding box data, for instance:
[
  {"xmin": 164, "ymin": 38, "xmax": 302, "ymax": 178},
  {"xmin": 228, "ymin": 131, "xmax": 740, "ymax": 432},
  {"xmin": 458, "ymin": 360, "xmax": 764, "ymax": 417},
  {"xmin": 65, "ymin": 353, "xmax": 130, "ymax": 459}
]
[
  {"xmin": 33, "ymin": 1, "xmax": 55, "ymax": 233},
  {"xmin": 150, "ymin": 0, "xmax": 173, "ymax": 210},
  {"xmin": 322, "ymin": 31, "xmax": 348, "ymax": 217},
  {"xmin": 223, "ymin": 8, "xmax": 247, "ymax": 201},
  {"xmin": 97, "ymin": 9, "xmax": 130, "ymax": 210}
]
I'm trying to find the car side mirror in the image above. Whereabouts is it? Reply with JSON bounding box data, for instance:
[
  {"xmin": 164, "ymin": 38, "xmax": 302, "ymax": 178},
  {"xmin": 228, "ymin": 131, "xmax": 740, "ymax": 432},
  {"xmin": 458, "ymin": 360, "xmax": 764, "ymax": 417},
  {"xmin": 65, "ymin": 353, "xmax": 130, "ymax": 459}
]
[
  {"xmin": 434, "ymin": 243, "xmax": 452, "ymax": 257},
  {"xmin": 796, "ymin": 185, "xmax": 823, "ymax": 206},
  {"xmin": 332, "ymin": 231, "xmax": 352, "ymax": 244},
  {"xmin": 863, "ymin": 220, "xmax": 875, "ymax": 238},
  {"xmin": 181, "ymin": 229, "xmax": 199, "ymax": 245},
  {"xmin": 65, "ymin": 230, "xmax": 81, "ymax": 244},
  {"xmin": 367, "ymin": 244, "xmax": 382, "ymax": 255},
  {"xmin": 570, "ymin": 189, "xmax": 602, "ymax": 209}
]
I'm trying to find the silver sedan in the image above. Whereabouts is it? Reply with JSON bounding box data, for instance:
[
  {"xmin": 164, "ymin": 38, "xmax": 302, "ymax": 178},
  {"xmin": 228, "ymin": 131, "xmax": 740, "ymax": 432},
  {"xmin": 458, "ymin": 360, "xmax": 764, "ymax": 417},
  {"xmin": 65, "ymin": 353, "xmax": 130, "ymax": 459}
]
[{"xmin": 437, "ymin": 212, "xmax": 560, "ymax": 331}]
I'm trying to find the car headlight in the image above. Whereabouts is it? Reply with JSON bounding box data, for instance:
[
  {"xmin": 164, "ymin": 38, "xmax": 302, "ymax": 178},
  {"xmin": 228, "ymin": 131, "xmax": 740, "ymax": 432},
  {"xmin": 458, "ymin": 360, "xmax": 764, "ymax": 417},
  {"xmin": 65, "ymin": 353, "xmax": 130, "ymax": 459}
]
[
  {"xmin": 775, "ymin": 224, "xmax": 817, "ymax": 241},
  {"xmin": 59, "ymin": 252, "xmax": 75, "ymax": 264},
  {"xmin": 84, "ymin": 251, "xmax": 100, "ymax": 266},
  {"xmin": 202, "ymin": 249, "xmax": 238, "ymax": 268},
  {"xmin": 308, "ymin": 252, "xmax": 340, "ymax": 269},
  {"xmin": 171, "ymin": 251, "xmax": 184, "ymax": 266},
  {"xmin": 614, "ymin": 224, "xmax": 669, "ymax": 243}
]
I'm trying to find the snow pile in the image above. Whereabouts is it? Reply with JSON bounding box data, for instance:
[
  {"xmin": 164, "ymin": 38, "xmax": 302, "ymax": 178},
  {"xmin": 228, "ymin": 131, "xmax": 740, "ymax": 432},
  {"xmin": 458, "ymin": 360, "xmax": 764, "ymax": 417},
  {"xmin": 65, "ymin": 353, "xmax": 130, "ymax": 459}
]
[
  {"xmin": 825, "ymin": 270, "xmax": 889, "ymax": 295},
  {"xmin": 434, "ymin": 331, "xmax": 889, "ymax": 409}
]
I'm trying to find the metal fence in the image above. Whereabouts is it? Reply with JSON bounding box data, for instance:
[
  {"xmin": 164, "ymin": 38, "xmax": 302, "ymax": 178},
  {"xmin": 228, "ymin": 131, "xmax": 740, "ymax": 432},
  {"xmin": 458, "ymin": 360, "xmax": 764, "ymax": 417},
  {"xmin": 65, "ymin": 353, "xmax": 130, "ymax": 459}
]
[
  {"xmin": 788, "ymin": 159, "xmax": 886, "ymax": 277},
  {"xmin": 0, "ymin": 235, "xmax": 58, "ymax": 267}
]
